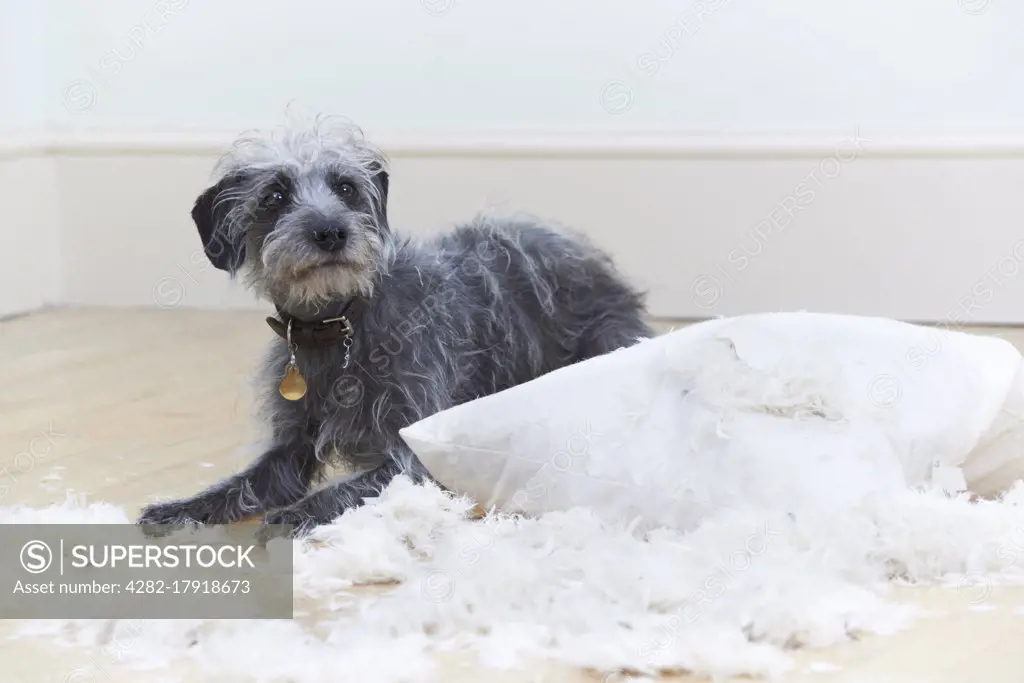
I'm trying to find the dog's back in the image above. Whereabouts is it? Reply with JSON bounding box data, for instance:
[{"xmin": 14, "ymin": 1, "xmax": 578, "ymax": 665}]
[{"xmin": 414, "ymin": 214, "xmax": 652, "ymax": 402}]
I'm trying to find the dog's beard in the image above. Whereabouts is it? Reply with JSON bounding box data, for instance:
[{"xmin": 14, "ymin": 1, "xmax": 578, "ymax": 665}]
[{"xmin": 244, "ymin": 228, "xmax": 386, "ymax": 307}]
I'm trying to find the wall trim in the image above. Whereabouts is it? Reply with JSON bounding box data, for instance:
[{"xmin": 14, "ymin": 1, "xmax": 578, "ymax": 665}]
[
  {"xmin": 5, "ymin": 127, "xmax": 1024, "ymax": 160},
  {"xmin": 0, "ymin": 132, "xmax": 51, "ymax": 160},
  {"xmin": 0, "ymin": 152, "xmax": 60, "ymax": 316},
  {"xmin": 6, "ymin": 126, "xmax": 1024, "ymax": 323}
]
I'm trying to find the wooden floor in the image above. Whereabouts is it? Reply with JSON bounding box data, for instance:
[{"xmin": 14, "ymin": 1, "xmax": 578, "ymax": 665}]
[{"xmin": 2, "ymin": 307, "xmax": 1024, "ymax": 682}]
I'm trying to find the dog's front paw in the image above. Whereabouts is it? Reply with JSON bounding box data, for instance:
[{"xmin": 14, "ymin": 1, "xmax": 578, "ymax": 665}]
[
  {"xmin": 137, "ymin": 500, "xmax": 202, "ymax": 537},
  {"xmin": 256, "ymin": 507, "xmax": 317, "ymax": 545}
]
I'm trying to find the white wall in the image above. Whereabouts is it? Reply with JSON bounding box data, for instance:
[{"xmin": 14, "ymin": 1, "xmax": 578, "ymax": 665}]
[
  {"xmin": 43, "ymin": 0, "xmax": 1023, "ymax": 133},
  {"xmin": 3, "ymin": 0, "xmax": 1024, "ymax": 322},
  {"xmin": 0, "ymin": 2, "xmax": 45, "ymax": 132},
  {"xmin": 0, "ymin": 3, "xmax": 57, "ymax": 317}
]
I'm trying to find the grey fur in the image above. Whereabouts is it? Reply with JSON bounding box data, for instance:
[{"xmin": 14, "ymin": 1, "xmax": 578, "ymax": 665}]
[{"xmin": 138, "ymin": 116, "xmax": 653, "ymax": 538}]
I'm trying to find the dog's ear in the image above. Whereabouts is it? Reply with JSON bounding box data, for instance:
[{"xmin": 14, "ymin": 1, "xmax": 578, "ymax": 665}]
[
  {"xmin": 191, "ymin": 172, "xmax": 249, "ymax": 273},
  {"xmin": 370, "ymin": 161, "xmax": 389, "ymax": 226}
]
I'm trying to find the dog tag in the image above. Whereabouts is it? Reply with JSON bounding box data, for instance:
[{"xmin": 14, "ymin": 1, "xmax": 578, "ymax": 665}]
[
  {"xmin": 279, "ymin": 318, "xmax": 307, "ymax": 401},
  {"xmin": 279, "ymin": 363, "xmax": 307, "ymax": 401}
]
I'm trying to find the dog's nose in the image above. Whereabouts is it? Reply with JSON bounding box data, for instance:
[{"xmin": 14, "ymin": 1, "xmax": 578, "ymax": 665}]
[{"xmin": 310, "ymin": 223, "xmax": 347, "ymax": 253}]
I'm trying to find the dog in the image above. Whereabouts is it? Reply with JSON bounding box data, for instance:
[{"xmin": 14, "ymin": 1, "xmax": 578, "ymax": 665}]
[{"xmin": 137, "ymin": 117, "xmax": 653, "ymax": 538}]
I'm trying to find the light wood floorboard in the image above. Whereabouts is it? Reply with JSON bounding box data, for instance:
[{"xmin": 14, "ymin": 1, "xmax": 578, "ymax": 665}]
[{"xmin": 1, "ymin": 308, "xmax": 1023, "ymax": 682}]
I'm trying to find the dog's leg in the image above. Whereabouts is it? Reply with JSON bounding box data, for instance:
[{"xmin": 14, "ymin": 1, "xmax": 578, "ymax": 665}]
[
  {"xmin": 137, "ymin": 442, "xmax": 322, "ymax": 528},
  {"xmin": 257, "ymin": 450, "xmax": 431, "ymax": 539}
]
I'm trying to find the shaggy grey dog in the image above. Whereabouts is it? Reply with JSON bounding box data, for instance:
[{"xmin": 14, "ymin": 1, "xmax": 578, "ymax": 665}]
[{"xmin": 138, "ymin": 118, "xmax": 652, "ymax": 537}]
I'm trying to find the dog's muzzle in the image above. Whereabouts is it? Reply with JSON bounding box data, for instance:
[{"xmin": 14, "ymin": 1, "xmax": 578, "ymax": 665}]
[{"xmin": 310, "ymin": 220, "xmax": 348, "ymax": 253}]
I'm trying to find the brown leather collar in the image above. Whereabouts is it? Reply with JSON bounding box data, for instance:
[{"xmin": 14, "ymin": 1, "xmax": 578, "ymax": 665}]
[{"xmin": 266, "ymin": 297, "xmax": 366, "ymax": 349}]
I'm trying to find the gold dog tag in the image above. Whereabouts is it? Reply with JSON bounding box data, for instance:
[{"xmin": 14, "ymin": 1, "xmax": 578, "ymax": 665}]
[
  {"xmin": 279, "ymin": 363, "xmax": 307, "ymax": 401},
  {"xmin": 279, "ymin": 318, "xmax": 306, "ymax": 400}
]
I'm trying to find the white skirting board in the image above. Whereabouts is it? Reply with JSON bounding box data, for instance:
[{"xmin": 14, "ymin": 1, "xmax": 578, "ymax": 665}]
[
  {"xmin": 4, "ymin": 128, "xmax": 1024, "ymax": 323},
  {"xmin": 0, "ymin": 149, "xmax": 60, "ymax": 318}
]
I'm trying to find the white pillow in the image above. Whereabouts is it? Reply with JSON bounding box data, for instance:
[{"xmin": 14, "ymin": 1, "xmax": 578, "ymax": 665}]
[{"xmin": 399, "ymin": 313, "xmax": 1024, "ymax": 531}]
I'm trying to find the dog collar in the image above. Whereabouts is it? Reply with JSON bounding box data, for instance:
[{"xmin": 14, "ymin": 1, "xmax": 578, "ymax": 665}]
[
  {"xmin": 268, "ymin": 297, "xmax": 366, "ymax": 402},
  {"xmin": 266, "ymin": 297, "xmax": 365, "ymax": 349}
]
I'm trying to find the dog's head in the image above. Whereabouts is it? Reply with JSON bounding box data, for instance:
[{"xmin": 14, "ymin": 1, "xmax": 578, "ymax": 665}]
[{"xmin": 192, "ymin": 118, "xmax": 392, "ymax": 307}]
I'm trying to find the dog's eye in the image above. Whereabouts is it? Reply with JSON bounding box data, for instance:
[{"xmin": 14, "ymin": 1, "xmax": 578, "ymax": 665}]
[
  {"xmin": 334, "ymin": 182, "xmax": 356, "ymax": 199},
  {"xmin": 260, "ymin": 190, "xmax": 287, "ymax": 209}
]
